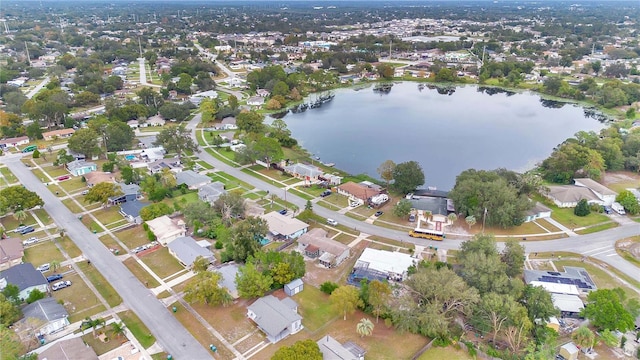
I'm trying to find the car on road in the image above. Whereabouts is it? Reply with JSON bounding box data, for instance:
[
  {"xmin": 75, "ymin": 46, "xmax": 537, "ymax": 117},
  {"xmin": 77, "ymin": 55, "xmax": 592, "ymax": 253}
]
[
  {"xmin": 46, "ymin": 274, "xmax": 63, "ymax": 283},
  {"xmin": 278, "ymin": 209, "xmax": 288, "ymax": 215},
  {"xmin": 52, "ymin": 280, "xmax": 72, "ymax": 291},
  {"xmin": 320, "ymin": 190, "xmax": 332, "ymax": 197},
  {"xmin": 326, "ymin": 218, "xmax": 338, "ymax": 226},
  {"xmin": 22, "ymin": 237, "xmax": 38, "ymax": 246},
  {"xmin": 375, "ymin": 211, "xmax": 384, "ymax": 217},
  {"xmin": 36, "ymin": 263, "xmax": 50, "ymax": 272}
]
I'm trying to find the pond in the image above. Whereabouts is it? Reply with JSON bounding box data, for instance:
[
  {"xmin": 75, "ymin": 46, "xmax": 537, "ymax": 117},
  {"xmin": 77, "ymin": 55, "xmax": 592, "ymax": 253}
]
[{"xmin": 274, "ymin": 82, "xmax": 606, "ymax": 191}]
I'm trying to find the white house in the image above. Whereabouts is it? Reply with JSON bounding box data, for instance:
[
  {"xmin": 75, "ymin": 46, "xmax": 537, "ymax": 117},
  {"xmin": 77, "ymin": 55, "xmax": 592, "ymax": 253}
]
[
  {"xmin": 317, "ymin": 335, "xmax": 366, "ymax": 360},
  {"xmin": 573, "ymin": 178, "xmax": 617, "ymax": 206},
  {"xmin": 545, "ymin": 185, "xmax": 600, "ymax": 208},
  {"xmin": 354, "ymin": 248, "xmax": 417, "ymax": 282},
  {"xmin": 247, "ymin": 96, "xmax": 265, "ymax": 106},
  {"xmin": 261, "ymin": 211, "xmax": 309, "ymax": 240},
  {"xmin": 198, "ymin": 182, "xmax": 226, "ymax": 204},
  {"xmin": 247, "ymin": 295, "xmax": 303, "ymax": 343},
  {"xmin": 146, "ymin": 215, "xmax": 186, "ymax": 246},
  {"xmin": 523, "ymin": 202, "xmax": 552, "ymax": 223}
]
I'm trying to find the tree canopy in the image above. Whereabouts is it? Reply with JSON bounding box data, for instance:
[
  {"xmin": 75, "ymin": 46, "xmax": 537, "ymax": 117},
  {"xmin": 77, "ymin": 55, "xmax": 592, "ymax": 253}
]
[
  {"xmin": 392, "ymin": 161, "xmax": 425, "ymax": 194},
  {"xmin": 0, "ymin": 186, "xmax": 44, "ymax": 214},
  {"xmin": 271, "ymin": 339, "xmax": 322, "ymax": 360},
  {"xmin": 582, "ymin": 288, "xmax": 635, "ymax": 332},
  {"xmin": 153, "ymin": 125, "xmax": 199, "ymax": 160}
]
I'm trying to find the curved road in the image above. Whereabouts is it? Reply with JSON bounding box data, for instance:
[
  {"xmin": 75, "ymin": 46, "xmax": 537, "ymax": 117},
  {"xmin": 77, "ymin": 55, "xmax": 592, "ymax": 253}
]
[
  {"xmin": 2, "ymin": 155, "xmax": 213, "ymax": 360},
  {"xmin": 187, "ymin": 115, "xmax": 640, "ymax": 280}
]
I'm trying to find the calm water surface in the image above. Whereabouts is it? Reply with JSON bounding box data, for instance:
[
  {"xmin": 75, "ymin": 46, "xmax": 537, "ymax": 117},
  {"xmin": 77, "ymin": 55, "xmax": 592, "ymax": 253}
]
[{"xmin": 275, "ymin": 83, "xmax": 605, "ymax": 190}]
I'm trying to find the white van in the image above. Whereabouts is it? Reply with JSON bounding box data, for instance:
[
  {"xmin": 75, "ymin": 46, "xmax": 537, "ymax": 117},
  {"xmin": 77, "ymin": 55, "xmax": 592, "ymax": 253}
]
[
  {"xmin": 611, "ymin": 202, "xmax": 626, "ymax": 215},
  {"xmin": 326, "ymin": 219, "xmax": 338, "ymax": 226}
]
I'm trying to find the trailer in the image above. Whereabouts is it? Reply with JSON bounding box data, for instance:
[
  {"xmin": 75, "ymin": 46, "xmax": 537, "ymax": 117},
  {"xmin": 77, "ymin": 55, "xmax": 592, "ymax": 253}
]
[{"xmin": 611, "ymin": 202, "xmax": 626, "ymax": 215}]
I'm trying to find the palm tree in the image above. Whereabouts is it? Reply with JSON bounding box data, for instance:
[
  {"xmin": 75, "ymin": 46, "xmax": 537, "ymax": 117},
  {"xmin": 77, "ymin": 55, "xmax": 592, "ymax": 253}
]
[
  {"xmin": 356, "ymin": 318, "xmax": 374, "ymax": 338},
  {"xmin": 110, "ymin": 322, "xmax": 126, "ymax": 339},
  {"xmin": 90, "ymin": 317, "xmax": 106, "ymax": 338},
  {"xmin": 447, "ymin": 213, "xmax": 458, "ymax": 224},
  {"xmin": 13, "ymin": 210, "xmax": 27, "ymax": 224},
  {"xmin": 465, "ymin": 215, "xmax": 476, "ymax": 229},
  {"xmin": 50, "ymin": 260, "xmax": 61, "ymax": 273},
  {"xmin": 572, "ymin": 327, "xmax": 595, "ymax": 356}
]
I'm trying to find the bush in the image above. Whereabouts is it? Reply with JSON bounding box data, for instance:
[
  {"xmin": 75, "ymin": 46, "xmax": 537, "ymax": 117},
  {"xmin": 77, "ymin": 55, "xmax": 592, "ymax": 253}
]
[
  {"xmin": 81, "ymin": 176, "xmax": 86, "ymax": 183},
  {"xmin": 574, "ymin": 199, "xmax": 591, "ymax": 217},
  {"xmin": 32, "ymin": 149, "xmax": 40, "ymax": 158},
  {"xmin": 215, "ymin": 240, "xmax": 223, "ymax": 249},
  {"xmin": 26, "ymin": 289, "xmax": 45, "ymax": 304},
  {"xmin": 102, "ymin": 162, "xmax": 114, "ymax": 172},
  {"xmin": 146, "ymin": 230, "xmax": 156, "ymax": 241},
  {"xmin": 320, "ymin": 281, "xmax": 339, "ymax": 295}
]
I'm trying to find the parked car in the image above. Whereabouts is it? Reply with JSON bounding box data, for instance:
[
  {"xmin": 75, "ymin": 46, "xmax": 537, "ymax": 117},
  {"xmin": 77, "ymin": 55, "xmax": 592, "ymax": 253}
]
[
  {"xmin": 22, "ymin": 237, "xmax": 38, "ymax": 246},
  {"xmin": 18, "ymin": 226, "xmax": 35, "ymax": 235},
  {"xmin": 603, "ymin": 206, "xmax": 613, "ymax": 214},
  {"xmin": 320, "ymin": 190, "xmax": 332, "ymax": 197},
  {"xmin": 326, "ymin": 218, "xmax": 338, "ymax": 226},
  {"xmin": 409, "ymin": 214, "xmax": 416, "ymax": 222},
  {"xmin": 278, "ymin": 209, "xmax": 288, "ymax": 215},
  {"xmin": 57, "ymin": 175, "xmax": 70, "ymax": 181},
  {"xmin": 46, "ymin": 274, "xmax": 63, "ymax": 283},
  {"xmin": 375, "ymin": 211, "xmax": 384, "ymax": 217},
  {"xmin": 36, "ymin": 263, "xmax": 50, "ymax": 272},
  {"xmin": 14, "ymin": 225, "xmax": 29, "ymax": 233},
  {"xmin": 81, "ymin": 190, "xmax": 89, "ymax": 195},
  {"xmin": 52, "ymin": 280, "xmax": 72, "ymax": 291}
]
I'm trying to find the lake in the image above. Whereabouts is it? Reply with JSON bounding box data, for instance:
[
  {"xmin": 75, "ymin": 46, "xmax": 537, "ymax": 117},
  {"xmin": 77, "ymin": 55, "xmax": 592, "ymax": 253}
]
[{"xmin": 273, "ymin": 82, "xmax": 606, "ymax": 191}]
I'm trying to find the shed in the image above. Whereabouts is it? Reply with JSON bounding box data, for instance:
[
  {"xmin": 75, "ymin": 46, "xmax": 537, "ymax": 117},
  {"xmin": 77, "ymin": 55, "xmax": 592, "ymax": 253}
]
[
  {"xmin": 559, "ymin": 342, "xmax": 579, "ymax": 360},
  {"xmin": 284, "ymin": 278, "xmax": 304, "ymax": 296}
]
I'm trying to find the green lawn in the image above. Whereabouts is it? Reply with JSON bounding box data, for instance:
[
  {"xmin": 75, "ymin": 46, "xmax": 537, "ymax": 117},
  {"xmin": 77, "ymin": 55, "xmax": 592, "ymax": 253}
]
[
  {"xmin": 24, "ymin": 242, "xmax": 66, "ymax": 268},
  {"xmin": 82, "ymin": 331, "xmax": 122, "ymax": 356},
  {"xmin": 93, "ymin": 207, "xmax": 126, "ymax": 227},
  {"xmin": 292, "ymin": 286, "xmax": 338, "ymax": 332},
  {"xmin": 52, "ymin": 273, "xmax": 106, "ymax": 323},
  {"xmin": 58, "ymin": 177, "xmax": 86, "ymax": 192},
  {"xmin": 118, "ymin": 310, "xmax": 156, "ymax": 349},
  {"xmin": 62, "ymin": 198, "xmax": 84, "ymax": 214},
  {"xmin": 204, "ymin": 148, "xmax": 237, "ymax": 167},
  {"xmin": 115, "ymin": 226, "xmax": 152, "ymax": 249},
  {"xmin": 576, "ymin": 222, "xmax": 619, "ymax": 234},
  {"xmin": 207, "ymin": 171, "xmax": 255, "ymax": 190},
  {"xmin": 551, "ymin": 207, "xmax": 610, "ymax": 229},
  {"xmin": 321, "ymin": 193, "xmax": 350, "ymax": 208},
  {"xmin": 140, "ymin": 247, "xmax": 184, "ymax": 280},
  {"xmin": 77, "ymin": 262, "xmax": 122, "ymax": 307},
  {"xmin": 42, "ymin": 165, "xmax": 70, "ymax": 178},
  {"xmin": 0, "ymin": 212, "xmax": 37, "ymax": 231},
  {"xmin": 58, "ymin": 236, "xmax": 83, "ymax": 258},
  {"xmin": 98, "ymin": 235, "xmax": 124, "ymax": 254},
  {"xmin": 32, "ymin": 209, "xmax": 53, "ymax": 225},
  {"xmin": 0, "ymin": 167, "xmax": 18, "ymax": 184},
  {"xmin": 123, "ymin": 258, "xmax": 161, "ymax": 288}
]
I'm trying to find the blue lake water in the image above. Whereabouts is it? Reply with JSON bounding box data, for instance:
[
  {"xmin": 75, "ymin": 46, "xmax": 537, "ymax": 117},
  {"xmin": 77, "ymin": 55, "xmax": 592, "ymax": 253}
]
[{"xmin": 273, "ymin": 83, "xmax": 606, "ymax": 191}]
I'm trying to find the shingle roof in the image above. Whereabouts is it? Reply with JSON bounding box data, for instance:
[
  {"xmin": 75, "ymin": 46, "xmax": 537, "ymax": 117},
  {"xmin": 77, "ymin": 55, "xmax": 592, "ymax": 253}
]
[
  {"xmin": 120, "ymin": 201, "xmax": 149, "ymax": 218},
  {"xmin": 167, "ymin": 236, "xmax": 214, "ymax": 267},
  {"xmin": 547, "ymin": 185, "xmax": 599, "ymax": 203},
  {"xmin": 23, "ymin": 297, "xmax": 68, "ymax": 322},
  {"xmin": 247, "ymin": 295, "xmax": 301, "ymax": 338},
  {"xmin": 573, "ymin": 178, "xmax": 617, "ymax": 196},
  {"xmin": 261, "ymin": 212, "xmax": 308, "ymax": 236},
  {"xmin": 0, "ymin": 263, "xmax": 47, "ymax": 291},
  {"xmin": 337, "ymin": 182, "xmax": 382, "ymax": 201},
  {"xmin": 67, "ymin": 160, "xmax": 96, "ymax": 172},
  {"xmin": 0, "ymin": 237, "xmax": 24, "ymax": 265},
  {"xmin": 298, "ymin": 228, "xmax": 349, "ymax": 257},
  {"xmin": 176, "ymin": 170, "xmax": 211, "ymax": 188},
  {"xmin": 38, "ymin": 337, "xmax": 98, "ymax": 360}
]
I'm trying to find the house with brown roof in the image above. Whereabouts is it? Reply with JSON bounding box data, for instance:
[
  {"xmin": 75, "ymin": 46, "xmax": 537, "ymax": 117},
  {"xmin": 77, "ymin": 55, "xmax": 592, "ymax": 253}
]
[
  {"xmin": 0, "ymin": 136, "xmax": 29, "ymax": 149},
  {"xmin": 297, "ymin": 228, "xmax": 350, "ymax": 268},
  {"xmin": 0, "ymin": 237, "xmax": 24, "ymax": 271},
  {"xmin": 84, "ymin": 171, "xmax": 115, "ymax": 187},
  {"xmin": 336, "ymin": 182, "xmax": 382, "ymax": 206},
  {"xmin": 42, "ymin": 128, "xmax": 75, "ymax": 141}
]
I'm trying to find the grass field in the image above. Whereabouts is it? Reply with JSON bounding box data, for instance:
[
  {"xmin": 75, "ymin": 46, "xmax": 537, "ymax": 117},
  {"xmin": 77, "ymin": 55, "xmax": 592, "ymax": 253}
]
[
  {"xmin": 58, "ymin": 236, "xmax": 83, "ymax": 258},
  {"xmin": 123, "ymin": 258, "xmax": 161, "ymax": 288},
  {"xmin": 118, "ymin": 310, "xmax": 156, "ymax": 349},
  {"xmin": 115, "ymin": 226, "xmax": 151, "ymax": 249},
  {"xmin": 24, "ymin": 241, "xmax": 66, "ymax": 268},
  {"xmin": 576, "ymin": 222, "xmax": 618, "ymax": 234},
  {"xmin": 82, "ymin": 331, "xmax": 122, "ymax": 356},
  {"xmin": 62, "ymin": 198, "xmax": 85, "ymax": 213},
  {"xmin": 78, "ymin": 262, "xmax": 122, "ymax": 307},
  {"xmin": 140, "ymin": 247, "xmax": 184, "ymax": 279},
  {"xmin": 52, "ymin": 273, "xmax": 106, "ymax": 323}
]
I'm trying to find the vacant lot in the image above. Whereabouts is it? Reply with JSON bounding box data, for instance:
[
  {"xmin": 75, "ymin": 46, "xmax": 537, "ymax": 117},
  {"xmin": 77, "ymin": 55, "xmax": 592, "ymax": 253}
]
[
  {"xmin": 114, "ymin": 226, "xmax": 150, "ymax": 249},
  {"xmin": 418, "ymin": 345, "xmax": 474, "ymax": 360},
  {"xmin": 51, "ymin": 272, "xmax": 106, "ymax": 323},
  {"xmin": 77, "ymin": 262, "xmax": 122, "ymax": 307},
  {"xmin": 140, "ymin": 247, "xmax": 184, "ymax": 280},
  {"xmin": 24, "ymin": 241, "xmax": 66, "ymax": 268}
]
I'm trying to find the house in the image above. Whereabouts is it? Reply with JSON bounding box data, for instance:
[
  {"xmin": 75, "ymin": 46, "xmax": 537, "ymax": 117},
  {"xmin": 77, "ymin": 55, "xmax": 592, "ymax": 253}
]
[
  {"xmin": 523, "ymin": 202, "xmax": 552, "ymax": 223},
  {"xmin": 284, "ymin": 278, "xmax": 304, "ymax": 296},
  {"xmin": 66, "ymin": 160, "xmax": 97, "ymax": 176},
  {"xmin": 198, "ymin": 182, "xmax": 226, "ymax": 204},
  {"xmin": 146, "ymin": 215, "xmax": 186, "ymax": 246},
  {"xmin": 317, "ymin": 335, "xmax": 366, "ymax": 360},
  {"xmin": 247, "ymin": 295, "xmax": 303, "ymax": 343},
  {"xmin": 297, "ymin": 228, "xmax": 350, "ymax": 268},
  {"xmin": 351, "ymin": 248, "xmax": 416, "ymax": 284},
  {"xmin": 167, "ymin": 236, "xmax": 214, "ymax": 268},
  {"xmin": 559, "ymin": 342, "xmax": 579, "ymax": 360},
  {"xmin": 261, "ymin": 211, "xmax": 309, "ymax": 240},
  {"xmin": 524, "ymin": 267, "xmax": 596, "ymax": 293},
  {"xmin": 283, "ymin": 163, "xmax": 323, "ymax": 181},
  {"xmin": 0, "ymin": 136, "xmax": 30, "ymax": 149},
  {"xmin": 176, "ymin": 170, "xmax": 211, "ymax": 190},
  {"xmin": 148, "ymin": 157, "xmax": 182, "ymax": 174},
  {"xmin": 83, "ymin": 171, "xmax": 115, "ymax": 187},
  {"xmin": 551, "ymin": 293, "xmax": 585, "ymax": 317},
  {"xmin": 247, "ymin": 96, "xmax": 265, "ymax": 106},
  {"xmin": 217, "ymin": 263, "xmax": 240, "ymax": 299},
  {"xmin": 0, "ymin": 263, "xmax": 48, "ymax": 300},
  {"xmin": 256, "ymin": 89, "xmax": 270, "ymax": 97},
  {"xmin": 42, "ymin": 128, "xmax": 75, "ymax": 141},
  {"xmin": 119, "ymin": 200, "xmax": 149, "ymax": 224},
  {"xmin": 127, "ymin": 119, "xmax": 141, "ymax": 129},
  {"xmin": 337, "ymin": 182, "xmax": 383, "ymax": 206},
  {"xmin": 322, "ymin": 173, "xmax": 343, "ymax": 186},
  {"xmin": 145, "ymin": 114, "xmax": 166, "ymax": 127},
  {"xmin": 108, "ymin": 183, "xmax": 141, "ymax": 205},
  {"xmin": 0, "ymin": 237, "xmax": 24, "ymax": 270},
  {"xmin": 38, "ymin": 337, "xmax": 99, "ymax": 360},
  {"xmin": 573, "ymin": 178, "xmax": 617, "ymax": 206},
  {"xmin": 22, "ymin": 297, "xmax": 70, "ymax": 335},
  {"xmin": 215, "ymin": 117, "xmax": 238, "ymax": 130},
  {"xmin": 545, "ymin": 185, "xmax": 600, "ymax": 208}
]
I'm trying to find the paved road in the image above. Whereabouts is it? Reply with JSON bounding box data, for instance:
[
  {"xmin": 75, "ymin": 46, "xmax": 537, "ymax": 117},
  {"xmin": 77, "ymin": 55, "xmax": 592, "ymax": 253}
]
[
  {"xmin": 188, "ymin": 115, "xmax": 640, "ymax": 280},
  {"xmin": 25, "ymin": 76, "xmax": 50, "ymax": 99},
  {"xmin": 2, "ymin": 156, "xmax": 213, "ymax": 360}
]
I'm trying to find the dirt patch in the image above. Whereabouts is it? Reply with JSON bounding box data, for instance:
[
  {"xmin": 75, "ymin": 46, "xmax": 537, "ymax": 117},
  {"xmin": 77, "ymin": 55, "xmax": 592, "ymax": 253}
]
[
  {"xmin": 617, "ymin": 238, "xmax": 640, "ymax": 259},
  {"xmin": 603, "ymin": 171, "xmax": 640, "ymax": 185}
]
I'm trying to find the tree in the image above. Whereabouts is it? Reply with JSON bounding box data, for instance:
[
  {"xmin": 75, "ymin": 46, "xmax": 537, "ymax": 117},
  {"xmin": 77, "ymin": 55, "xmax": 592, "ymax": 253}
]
[
  {"xmin": 235, "ymin": 262, "xmax": 273, "ymax": 298},
  {"xmin": 591, "ymin": 61, "xmax": 602, "ymax": 75},
  {"xmin": 457, "ymin": 234, "xmax": 513, "ymax": 295},
  {"xmin": 377, "ymin": 160, "xmax": 396, "ymax": 189},
  {"xmin": 392, "ymin": 161, "xmax": 425, "ymax": 194},
  {"xmin": 572, "ymin": 326, "xmax": 595, "ymax": 353},
  {"xmin": 503, "ymin": 304, "xmax": 533, "ymax": 354},
  {"xmin": 465, "ymin": 215, "xmax": 476, "ymax": 229},
  {"xmin": 184, "ymin": 271, "xmax": 232, "ymax": 306},
  {"xmin": 175, "ymin": 73, "xmax": 193, "ymax": 94},
  {"xmin": 271, "ymin": 339, "xmax": 322, "ymax": 360},
  {"xmin": 25, "ymin": 289, "xmax": 45, "ymax": 304},
  {"xmin": 474, "ymin": 292, "xmax": 517, "ymax": 343},
  {"xmin": 521, "ymin": 285, "xmax": 558, "ymax": 323},
  {"xmin": 331, "ymin": 285, "xmax": 363, "ymax": 320},
  {"xmin": 12, "ymin": 210, "xmax": 27, "ymax": 224},
  {"xmin": 582, "ymin": 289, "xmax": 635, "ymax": 332},
  {"xmin": 2, "ymin": 284, "xmax": 20, "ymax": 305},
  {"xmin": 228, "ymin": 95, "xmax": 239, "ymax": 110},
  {"xmin": 574, "ymin": 199, "xmax": 591, "ymax": 217},
  {"xmin": 0, "ymin": 186, "xmax": 44, "ymax": 214},
  {"xmin": 84, "ymin": 182, "xmax": 122, "ymax": 206},
  {"xmin": 368, "ymin": 280, "xmax": 391, "ymax": 323},
  {"xmin": 213, "ymin": 191, "xmax": 246, "ymax": 225},
  {"xmin": 0, "ymin": 325, "xmax": 25, "ymax": 360},
  {"xmin": 0, "ymin": 293, "xmax": 21, "ymax": 326},
  {"xmin": 236, "ymin": 111, "xmax": 264, "ymax": 134},
  {"xmin": 182, "ymin": 201, "xmax": 218, "ymax": 227},
  {"xmin": 110, "ymin": 321, "xmax": 126, "ymax": 339},
  {"xmin": 153, "ymin": 125, "xmax": 198, "ymax": 161},
  {"xmin": 159, "ymin": 102, "xmax": 192, "ymax": 122},
  {"xmin": 393, "ymin": 199, "xmax": 412, "ymax": 218},
  {"xmin": 616, "ymin": 190, "xmax": 640, "ymax": 215},
  {"xmin": 200, "ymin": 98, "xmax": 218, "ymax": 122},
  {"xmin": 192, "ymin": 256, "xmax": 211, "ymax": 274},
  {"xmin": 541, "ymin": 142, "xmax": 605, "ymax": 183},
  {"xmin": 104, "ymin": 121, "xmax": 135, "ymax": 152},
  {"xmin": 54, "ymin": 149, "xmax": 74, "ymax": 167},
  {"xmin": 50, "ymin": 260, "xmax": 61, "ymax": 273},
  {"xmin": 320, "ymin": 281, "xmax": 339, "ymax": 295},
  {"xmin": 502, "ymin": 239, "xmax": 525, "ymax": 278},
  {"xmin": 67, "ymin": 128, "xmax": 100, "ymax": 159},
  {"xmin": 356, "ymin": 318, "xmax": 374, "ymax": 338},
  {"xmin": 139, "ymin": 203, "xmax": 173, "ymax": 221},
  {"xmin": 228, "ymin": 217, "xmax": 268, "ymax": 262}
]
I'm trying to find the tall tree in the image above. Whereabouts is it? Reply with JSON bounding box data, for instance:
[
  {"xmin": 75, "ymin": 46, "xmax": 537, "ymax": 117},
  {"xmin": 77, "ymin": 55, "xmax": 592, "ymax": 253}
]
[
  {"xmin": 572, "ymin": 326, "xmax": 595, "ymax": 354},
  {"xmin": 581, "ymin": 288, "xmax": 634, "ymax": 332},
  {"xmin": 0, "ymin": 186, "xmax": 44, "ymax": 214},
  {"xmin": 521, "ymin": 285, "xmax": 558, "ymax": 323},
  {"xmin": 377, "ymin": 160, "xmax": 396, "ymax": 189},
  {"xmin": 213, "ymin": 191, "xmax": 246, "ymax": 225},
  {"xmin": 236, "ymin": 111, "xmax": 264, "ymax": 134},
  {"xmin": 501, "ymin": 239, "xmax": 525, "ymax": 278},
  {"xmin": 368, "ymin": 280, "xmax": 391, "ymax": 323},
  {"xmin": 392, "ymin": 161, "xmax": 425, "ymax": 194},
  {"xmin": 474, "ymin": 292, "xmax": 517, "ymax": 343},
  {"xmin": 271, "ymin": 339, "xmax": 322, "ymax": 360},
  {"xmin": 235, "ymin": 262, "xmax": 273, "ymax": 298},
  {"xmin": 84, "ymin": 182, "xmax": 122, "ymax": 206},
  {"xmin": 331, "ymin": 285, "xmax": 363, "ymax": 320},
  {"xmin": 0, "ymin": 293, "xmax": 21, "ymax": 327},
  {"xmin": 228, "ymin": 217, "xmax": 268, "ymax": 262},
  {"xmin": 184, "ymin": 271, "xmax": 232, "ymax": 306},
  {"xmin": 503, "ymin": 304, "xmax": 533, "ymax": 354},
  {"xmin": 153, "ymin": 125, "xmax": 199, "ymax": 161},
  {"xmin": 68, "ymin": 128, "xmax": 100, "ymax": 159}
]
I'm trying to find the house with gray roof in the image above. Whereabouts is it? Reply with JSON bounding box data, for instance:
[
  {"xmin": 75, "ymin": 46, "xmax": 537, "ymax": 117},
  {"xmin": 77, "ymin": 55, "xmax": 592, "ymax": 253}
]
[
  {"xmin": 22, "ymin": 297, "xmax": 70, "ymax": 335},
  {"xmin": 298, "ymin": 228, "xmax": 350, "ymax": 268},
  {"xmin": 317, "ymin": 335, "xmax": 366, "ymax": 360},
  {"xmin": 176, "ymin": 170, "xmax": 211, "ymax": 190},
  {"xmin": 247, "ymin": 295, "xmax": 303, "ymax": 343},
  {"xmin": 108, "ymin": 183, "xmax": 141, "ymax": 205},
  {"xmin": 119, "ymin": 200, "xmax": 149, "ymax": 224},
  {"xmin": 198, "ymin": 182, "xmax": 226, "ymax": 204},
  {"xmin": 66, "ymin": 160, "xmax": 97, "ymax": 176},
  {"xmin": 38, "ymin": 337, "xmax": 98, "ymax": 360},
  {"xmin": 167, "ymin": 236, "xmax": 214, "ymax": 268},
  {"xmin": 545, "ymin": 185, "xmax": 600, "ymax": 208},
  {"xmin": 283, "ymin": 163, "xmax": 323, "ymax": 181},
  {"xmin": 148, "ymin": 157, "xmax": 182, "ymax": 174},
  {"xmin": 573, "ymin": 178, "xmax": 617, "ymax": 206},
  {"xmin": 0, "ymin": 263, "xmax": 48, "ymax": 300}
]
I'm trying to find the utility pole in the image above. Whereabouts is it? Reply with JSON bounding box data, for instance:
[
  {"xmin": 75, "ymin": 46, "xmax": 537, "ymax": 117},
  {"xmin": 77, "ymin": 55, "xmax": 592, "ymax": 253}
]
[
  {"xmin": 24, "ymin": 41, "xmax": 31, "ymax": 65},
  {"xmin": 482, "ymin": 207, "xmax": 487, "ymax": 234}
]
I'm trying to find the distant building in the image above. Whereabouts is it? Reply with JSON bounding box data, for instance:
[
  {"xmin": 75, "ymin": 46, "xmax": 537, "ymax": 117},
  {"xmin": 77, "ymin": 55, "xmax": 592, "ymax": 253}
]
[
  {"xmin": 283, "ymin": 163, "xmax": 323, "ymax": 181},
  {"xmin": 66, "ymin": 160, "xmax": 97, "ymax": 176},
  {"xmin": 523, "ymin": 202, "xmax": 552, "ymax": 223},
  {"xmin": 84, "ymin": 171, "xmax": 115, "ymax": 187},
  {"xmin": 42, "ymin": 128, "xmax": 75, "ymax": 141},
  {"xmin": 0, "ymin": 136, "xmax": 29, "ymax": 149},
  {"xmin": 198, "ymin": 182, "xmax": 226, "ymax": 204},
  {"xmin": 284, "ymin": 278, "xmax": 304, "ymax": 296},
  {"xmin": 297, "ymin": 228, "xmax": 350, "ymax": 268},
  {"xmin": 573, "ymin": 178, "xmax": 617, "ymax": 206},
  {"xmin": 176, "ymin": 170, "xmax": 211, "ymax": 190},
  {"xmin": 261, "ymin": 211, "xmax": 309, "ymax": 241},
  {"xmin": 337, "ymin": 182, "xmax": 382, "ymax": 206},
  {"xmin": 108, "ymin": 183, "xmax": 141, "ymax": 205},
  {"xmin": 350, "ymin": 248, "xmax": 416, "ymax": 284},
  {"xmin": 119, "ymin": 200, "xmax": 149, "ymax": 224}
]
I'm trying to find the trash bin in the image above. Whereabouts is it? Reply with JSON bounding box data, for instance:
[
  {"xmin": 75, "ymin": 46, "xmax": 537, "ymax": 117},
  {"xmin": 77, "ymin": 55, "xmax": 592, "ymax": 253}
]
[
  {"xmin": 78, "ymin": 215, "xmax": 82, "ymax": 220},
  {"xmin": 210, "ymin": 344, "xmax": 217, "ymax": 352},
  {"xmin": 167, "ymin": 355, "xmax": 173, "ymax": 360},
  {"xmin": 92, "ymin": 230, "xmax": 97, "ymax": 234},
  {"xmin": 114, "ymin": 250, "xmax": 119, "ymax": 255},
  {"xmin": 172, "ymin": 306, "xmax": 177, "ymax": 313}
]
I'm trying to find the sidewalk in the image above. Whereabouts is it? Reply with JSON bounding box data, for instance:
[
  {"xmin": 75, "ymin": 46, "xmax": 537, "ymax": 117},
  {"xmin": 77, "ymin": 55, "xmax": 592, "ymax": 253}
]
[{"xmin": 544, "ymin": 217, "xmax": 578, "ymax": 237}]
